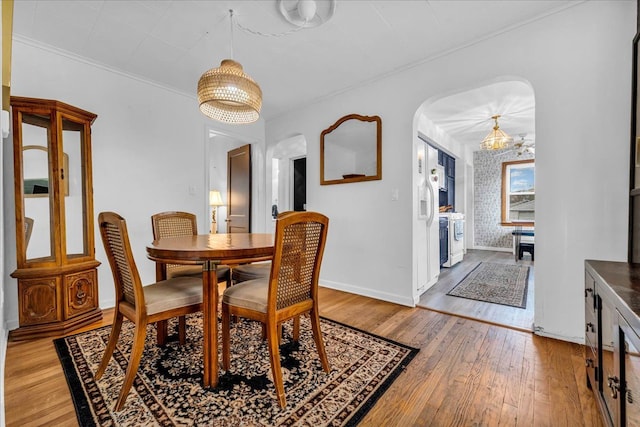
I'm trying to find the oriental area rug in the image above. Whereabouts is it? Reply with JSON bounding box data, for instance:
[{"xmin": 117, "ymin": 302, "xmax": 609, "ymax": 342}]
[
  {"xmin": 447, "ymin": 262, "xmax": 530, "ymax": 309},
  {"xmin": 54, "ymin": 314, "xmax": 418, "ymax": 426}
]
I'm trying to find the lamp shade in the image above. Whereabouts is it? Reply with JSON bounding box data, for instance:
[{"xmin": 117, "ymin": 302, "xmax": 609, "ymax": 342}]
[
  {"xmin": 209, "ymin": 190, "xmax": 224, "ymax": 206},
  {"xmin": 197, "ymin": 59, "xmax": 262, "ymax": 124},
  {"xmin": 480, "ymin": 115, "xmax": 512, "ymax": 150}
]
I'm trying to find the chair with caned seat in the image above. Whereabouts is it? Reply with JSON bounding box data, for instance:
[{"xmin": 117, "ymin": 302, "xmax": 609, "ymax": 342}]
[
  {"xmin": 151, "ymin": 211, "xmax": 230, "ymax": 344},
  {"xmin": 221, "ymin": 211, "xmax": 330, "ymax": 408},
  {"xmin": 96, "ymin": 212, "xmax": 203, "ymax": 411}
]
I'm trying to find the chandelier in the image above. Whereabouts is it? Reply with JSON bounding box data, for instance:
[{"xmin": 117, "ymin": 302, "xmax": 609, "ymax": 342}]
[
  {"xmin": 197, "ymin": 10, "xmax": 262, "ymax": 124},
  {"xmin": 480, "ymin": 115, "xmax": 513, "ymax": 150}
]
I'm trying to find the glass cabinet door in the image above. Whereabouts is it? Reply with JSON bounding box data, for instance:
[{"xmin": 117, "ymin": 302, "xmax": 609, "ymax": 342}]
[
  {"xmin": 602, "ymin": 297, "xmax": 618, "ymax": 425},
  {"xmin": 13, "ymin": 99, "xmax": 96, "ymax": 268},
  {"xmin": 20, "ymin": 112, "xmax": 55, "ymax": 264},
  {"xmin": 60, "ymin": 116, "xmax": 89, "ymax": 259},
  {"xmin": 619, "ymin": 314, "xmax": 640, "ymax": 426}
]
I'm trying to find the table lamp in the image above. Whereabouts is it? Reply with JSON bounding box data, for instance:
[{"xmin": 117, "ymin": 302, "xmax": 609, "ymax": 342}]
[{"xmin": 209, "ymin": 190, "xmax": 224, "ymax": 233}]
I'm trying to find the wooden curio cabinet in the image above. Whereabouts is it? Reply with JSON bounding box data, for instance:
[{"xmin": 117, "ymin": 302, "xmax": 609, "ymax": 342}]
[{"xmin": 10, "ymin": 97, "xmax": 101, "ymax": 340}]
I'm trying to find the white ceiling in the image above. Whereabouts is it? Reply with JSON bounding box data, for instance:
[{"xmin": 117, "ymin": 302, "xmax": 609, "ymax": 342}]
[
  {"xmin": 424, "ymin": 80, "xmax": 536, "ymax": 148},
  {"xmin": 12, "ymin": 0, "xmax": 575, "ymax": 147}
]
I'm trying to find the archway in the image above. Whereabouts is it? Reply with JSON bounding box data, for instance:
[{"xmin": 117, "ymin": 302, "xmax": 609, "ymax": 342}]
[
  {"xmin": 266, "ymin": 134, "xmax": 307, "ymax": 227},
  {"xmin": 412, "ymin": 77, "xmax": 536, "ymax": 330}
]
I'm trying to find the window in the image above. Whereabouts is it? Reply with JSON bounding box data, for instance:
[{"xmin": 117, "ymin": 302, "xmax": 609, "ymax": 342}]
[{"xmin": 501, "ymin": 159, "xmax": 534, "ymax": 225}]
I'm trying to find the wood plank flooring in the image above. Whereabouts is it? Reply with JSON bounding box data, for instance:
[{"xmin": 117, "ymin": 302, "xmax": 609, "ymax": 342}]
[
  {"xmin": 4, "ymin": 287, "xmax": 602, "ymax": 426},
  {"xmin": 418, "ymin": 249, "xmax": 535, "ymax": 331}
]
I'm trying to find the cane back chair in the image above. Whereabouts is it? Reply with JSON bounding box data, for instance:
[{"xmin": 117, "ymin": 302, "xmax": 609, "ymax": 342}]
[
  {"xmin": 221, "ymin": 211, "xmax": 331, "ymax": 407},
  {"xmin": 151, "ymin": 211, "xmax": 231, "ymax": 344},
  {"xmin": 96, "ymin": 212, "xmax": 203, "ymax": 411}
]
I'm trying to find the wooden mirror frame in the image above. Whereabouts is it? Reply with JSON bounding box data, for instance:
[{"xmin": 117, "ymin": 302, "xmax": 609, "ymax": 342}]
[{"xmin": 320, "ymin": 114, "xmax": 382, "ymax": 185}]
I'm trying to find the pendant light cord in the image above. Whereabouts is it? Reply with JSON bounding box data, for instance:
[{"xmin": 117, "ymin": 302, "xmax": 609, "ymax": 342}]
[
  {"xmin": 235, "ymin": 19, "xmax": 307, "ymax": 37},
  {"xmin": 229, "ymin": 9, "xmax": 234, "ymax": 59}
]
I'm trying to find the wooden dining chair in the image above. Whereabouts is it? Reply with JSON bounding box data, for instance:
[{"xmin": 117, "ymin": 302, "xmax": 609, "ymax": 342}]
[
  {"xmin": 221, "ymin": 211, "xmax": 330, "ymax": 408},
  {"xmin": 151, "ymin": 211, "xmax": 231, "ymax": 283},
  {"xmin": 151, "ymin": 211, "xmax": 230, "ymax": 344},
  {"xmin": 96, "ymin": 212, "xmax": 203, "ymax": 411}
]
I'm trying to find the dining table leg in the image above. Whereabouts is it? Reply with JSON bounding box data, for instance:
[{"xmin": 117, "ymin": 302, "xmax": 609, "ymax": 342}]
[
  {"xmin": 155, "ymin": 262, "xmax": 168, "ymax": 346},
  {"xmin": 202, "ymin": 260, "xmax": 219, "ymax": 388}
]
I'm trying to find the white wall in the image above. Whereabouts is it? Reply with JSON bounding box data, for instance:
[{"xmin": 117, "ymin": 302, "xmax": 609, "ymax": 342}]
[
  {"xmin": 266, "ymin": 1, "xmax": 634, "ymax": 341},
  {"xmin": 3, "ymin": 38, "xmax": 266, "ymax": 328}
]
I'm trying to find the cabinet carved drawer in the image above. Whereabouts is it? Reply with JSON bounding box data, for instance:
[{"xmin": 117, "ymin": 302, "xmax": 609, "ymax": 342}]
[
  {"xmin": 18, "ymin": 277, "xmax": 62, "ymax": 326},
  {"xmin": 64, "ymin": 269, "xmax": 98, "ymax": 319}
]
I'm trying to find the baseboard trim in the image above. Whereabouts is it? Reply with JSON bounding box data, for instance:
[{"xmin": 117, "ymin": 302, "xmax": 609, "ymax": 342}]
[
  {"xmin": 533, "ymin": 328, "xmax": 584, "ymax": 345},
  {"xmin": 0, "ymin": 322, "xmax": 8, "ymax": 427},
  {"xmin": 320, "ymin": 281, "xmax": 415, "ymax": 307},
  {"xmin": 472, "ymin": 245, "xmax": 512, "ymax": 253}
]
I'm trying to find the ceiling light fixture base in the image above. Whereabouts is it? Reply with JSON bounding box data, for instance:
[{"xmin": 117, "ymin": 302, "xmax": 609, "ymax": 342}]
[{"xmin": 278, "ymin": 0, "xmax": 336, "ymax": 28}]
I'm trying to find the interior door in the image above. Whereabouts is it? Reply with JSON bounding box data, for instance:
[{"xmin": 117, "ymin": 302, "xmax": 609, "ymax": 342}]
[
  {"xmin": 227, "ymin": 144, "xmax": 252, "ymax": 233},
  {"xmin": 293, "ymin": 157, "xmax": 306, "ymax": 211}
]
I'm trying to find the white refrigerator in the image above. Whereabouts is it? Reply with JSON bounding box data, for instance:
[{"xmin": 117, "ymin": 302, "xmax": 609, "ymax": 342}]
[{"xmin": 416, "ymin": 141, "xmax": 441, "ymax": 293}]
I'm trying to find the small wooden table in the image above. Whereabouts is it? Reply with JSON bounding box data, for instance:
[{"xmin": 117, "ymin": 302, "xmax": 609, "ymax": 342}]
[{"xmin": 146, "ymin": 233, "xmax": 274, "ymax": 388}]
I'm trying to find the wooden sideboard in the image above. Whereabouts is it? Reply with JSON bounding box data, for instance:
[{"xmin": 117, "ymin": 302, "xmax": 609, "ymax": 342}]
[{"xmin": 585, "ymin": 260, "xmax": 640, "ymax": 426}]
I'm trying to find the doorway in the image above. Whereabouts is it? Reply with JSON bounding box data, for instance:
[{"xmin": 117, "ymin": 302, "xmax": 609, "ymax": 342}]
[
  {"xmin": 413, "ymin": 78, "xmax": 536, "ymax": 331},
  {"xmin": 227, "ymin": 144, "xmax": 252, "ymax": 233},
  {"xmin": 205, "ymin": 131, "xmax": 257, "ymax": 234},
  {"xmin": 268, "ymin": 135, "xmax": 307, "ymax": 221}
]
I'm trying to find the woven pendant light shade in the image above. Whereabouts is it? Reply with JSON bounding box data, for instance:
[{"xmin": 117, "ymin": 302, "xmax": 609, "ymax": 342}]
[
  {"xmin": 480, "ymin": 115, "xmax": 512, "ymax": 150},
  {"xmin": 197, "ymin": 59, "xmax": 262, "ymax": 124}
]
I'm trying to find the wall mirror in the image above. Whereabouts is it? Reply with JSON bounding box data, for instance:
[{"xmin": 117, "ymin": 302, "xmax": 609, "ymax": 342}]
[{"xmin": 320, "ymin": 114, "xmax": 382, "ymax": 185}]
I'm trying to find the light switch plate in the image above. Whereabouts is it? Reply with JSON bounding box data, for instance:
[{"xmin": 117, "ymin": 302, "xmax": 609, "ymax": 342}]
[{"xmin": 1, "ymin": 110, "xmax": 9, "ymax": 139}]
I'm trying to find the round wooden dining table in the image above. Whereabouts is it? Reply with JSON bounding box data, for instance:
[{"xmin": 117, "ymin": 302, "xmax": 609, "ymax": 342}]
[{"xmin": 146, "ymin": 233, "xmax": 274, "ymax": 388}]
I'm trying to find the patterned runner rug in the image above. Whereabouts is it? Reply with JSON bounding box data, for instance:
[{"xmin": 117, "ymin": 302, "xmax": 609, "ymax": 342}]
[
  {"xmin": 54, "ymin": 314, "xmax": 418, "ymax": 426},
  {"xmin": 446, "ymin": 262, "xmax": 530, "ymax": 308}
]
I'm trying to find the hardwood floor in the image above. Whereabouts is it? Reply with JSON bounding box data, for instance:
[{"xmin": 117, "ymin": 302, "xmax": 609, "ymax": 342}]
[
  {"xmin": 4, "ymin": 287, "xmax": 601, "ymax": 426},
  {"xmin": 418, "ymin": 249, "xmax": 535, "ymax": 331}
]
